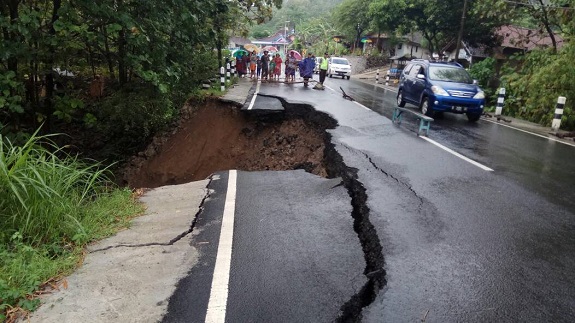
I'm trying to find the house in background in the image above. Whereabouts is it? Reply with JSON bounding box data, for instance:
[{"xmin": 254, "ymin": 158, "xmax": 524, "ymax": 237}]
[
  {"xmin": 440, "ymin": 40, "xmax": 490, "ymax": 67},
  {"xmin": 228, "ymin": 36, "xmax": 251, "ymax": 51},
  {"xmin": 365, "ymin": 32, "xmax": 430, "ymax": 60},
  {"xmin": 441, "ymin": 25, "xmax": 564, "ymax": 66},
  {"xmin": 364, "ymin": 32, "xmax": 430, "ymax": 70},
  {"xmin": 251, "ymin": 30, "xmax": 292, "ymax": 55}
]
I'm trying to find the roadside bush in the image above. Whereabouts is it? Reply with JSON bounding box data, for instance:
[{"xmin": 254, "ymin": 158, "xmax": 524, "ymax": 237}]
[
  {"xmin": 92, "ymin": 85, "xmax": 177, "ymax": 157},
  {"xmin": 366, "ymin": 54, "xmax": 389, "ymax": 69},
  {"xmin": 468, "ymin": 57, "xmax": 497, "ymax": 107},
  {"xmin": 0, "ymin": 131, "xmax": 143, "ymax": 318},
  {"xmin": 501, "ymin": 45, "xmax": 575, "ymax": 129}
]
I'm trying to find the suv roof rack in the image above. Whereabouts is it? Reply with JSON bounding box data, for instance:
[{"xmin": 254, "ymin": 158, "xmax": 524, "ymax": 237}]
[
  {"xmin": 411, "ymin": 58, "xmax": 463, "ymax": 68},
  {"xmin": 411, "ymin": 59, "xmax": 429, "ymax": 64}
]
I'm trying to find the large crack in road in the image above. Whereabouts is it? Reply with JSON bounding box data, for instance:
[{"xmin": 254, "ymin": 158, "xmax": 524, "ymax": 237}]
[
  {"xmin": 123, "ymin": 96, "xmax": 387, "ymax": 321},
  {"xmin": 271, "ymin": 98, "xmax": 387, "ymax": 322}
]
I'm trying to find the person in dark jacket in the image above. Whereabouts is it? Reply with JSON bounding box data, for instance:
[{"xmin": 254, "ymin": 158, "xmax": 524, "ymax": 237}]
[
  {"xmin": 298, "ymin": 53, "xmax": 316, "ymax": 87},
  {"xmin": 261, "ymin": 51, "xmax": 269, "ymax": 80}
]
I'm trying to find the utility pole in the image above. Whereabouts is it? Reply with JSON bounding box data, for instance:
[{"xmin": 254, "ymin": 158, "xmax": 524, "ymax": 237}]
[
  {"xmin": 284, "ymin": 20, "xmax": 290, "ymax": 54},
  {"xmin": 454, "ymin": 0, "xmax": 469, "ymax": 63}
]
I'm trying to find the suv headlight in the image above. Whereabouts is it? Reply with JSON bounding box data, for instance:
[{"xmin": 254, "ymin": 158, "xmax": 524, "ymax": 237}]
[
  {"xmin": 431, "ymin": 86, "xmax": 449, "ymax": 96},
  {"xmin": 473, "ymin": 91, "xmax": 485, "ymax": 99}
]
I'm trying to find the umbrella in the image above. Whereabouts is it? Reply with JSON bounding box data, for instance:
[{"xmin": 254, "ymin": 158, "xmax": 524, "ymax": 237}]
[
  {"xmin": 288, "ymin": 50, "xmax": 302, "ymax": 60},
  {"xmin": 262, "ymin": 45, "xmax": 278, "ymax": 52},
  {"xmin": 243, "ymin": 44, "xmax": 260, "ymax": 53},
  {"xmin": 232, "ymin": 49, "xmax": 248, "ymax": 58}
]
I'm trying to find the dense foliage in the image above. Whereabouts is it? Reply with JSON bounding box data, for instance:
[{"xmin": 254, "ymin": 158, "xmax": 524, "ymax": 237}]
[
  {"xmin": 0, "ymin": 132, "xmax": 144, "ymax": 320},
  {"xmin": 1, "ymin": 0, "xmax": 281, "ymax": 146},
  {"xmin": 0, "ymin": 1, "xmax": 283, "ymax": 319},
  {"xmin": 501, "ymin": 44, "xmax": 575, "ymax": 128}
]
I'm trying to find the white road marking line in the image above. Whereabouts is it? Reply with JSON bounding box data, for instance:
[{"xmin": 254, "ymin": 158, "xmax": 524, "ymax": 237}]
[
  {"xmin": 481, "ymin": 118, "xmax": 575, "ymax": 148},
  {"xmin": 352, "ymin": 101, "xmax": 371, "ymax": 111},
  {"xmin": 324, "ymin": 85, "xmax": 371, "ymax": 111},
  {"xmin": 205, "ymin": 170, "xmax": 237, "ymax": 323},
  {"xmin": 420, "ymin": 137, "xmax": 494, "ymax": 172},
  {"xmin": 247, "ymin": 81, "xmax": 261, "ymax": 110},
  {"xmin": 324, "ymin": 84, "xmax": 335, "ymax": 92}
]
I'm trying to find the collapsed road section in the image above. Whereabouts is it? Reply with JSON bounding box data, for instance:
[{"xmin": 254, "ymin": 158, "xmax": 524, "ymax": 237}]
[{"xmin": 125, "ymin": 96, "xmax": 386, "ymax": 320}]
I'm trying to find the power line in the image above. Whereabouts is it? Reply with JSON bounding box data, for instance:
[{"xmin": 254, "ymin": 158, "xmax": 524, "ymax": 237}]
[{"xmin": 502, "ymin": 0, "xmax": 575, "ymax": 10}]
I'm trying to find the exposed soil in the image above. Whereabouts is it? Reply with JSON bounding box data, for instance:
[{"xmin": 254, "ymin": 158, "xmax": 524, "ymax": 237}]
[
  {"xmin": 122, "ymin": 98, "xmax": 329, "ymax": 188},
  {"xmin": 120, "ymin": 96, "xmax": 386, "ymax": 319}
]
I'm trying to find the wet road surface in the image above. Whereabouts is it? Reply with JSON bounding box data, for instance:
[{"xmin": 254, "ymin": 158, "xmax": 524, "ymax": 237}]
[
  {"xmin": 162, "ymin": 171, "xmax": 365, "ymax": 322},
  {"xmin": 166, "ymin": 75, "xmax": 575, "ymax": 322}
]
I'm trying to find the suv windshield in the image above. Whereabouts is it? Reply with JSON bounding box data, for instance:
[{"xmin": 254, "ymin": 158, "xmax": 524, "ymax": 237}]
[
  {"xmin": 429, "ymin": 66, "xmax": 472, "ymax": 83},
  {"xmin": 332, "ymin": 58, "xmax": 349, "ymax": 65}
]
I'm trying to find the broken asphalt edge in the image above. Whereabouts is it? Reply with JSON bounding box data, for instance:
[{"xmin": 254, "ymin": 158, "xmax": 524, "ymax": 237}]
[
  {"xmin": 258, "ymin": 94, "xmax": 387, "ymax": 322},
  {"xmin": 90, "ymin": 176, "xmax": 215, "ymax": 253}
]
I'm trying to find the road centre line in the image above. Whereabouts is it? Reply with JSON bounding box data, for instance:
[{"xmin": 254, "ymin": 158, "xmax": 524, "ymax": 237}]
[
  {"xmin": 481, "ymin": 118, "xmax": 575, "ymax": 148},
  {"xmin": 323, "ymin": 84, "xmax": 370, "ymax": 111},
  {"xmin": 420, "ymin": 136, "xmax": 494, "ymax": 171},
  {"xmin": 205, "ymin": 170, "xmax": 237, "ymax": 323},
  {"xmin": 247, "ymin": 81, "xmax": 261, "ymax": 110},
  {"xmin": 352, "ymin": 101, "xmax": 371, "ymax": 111}
]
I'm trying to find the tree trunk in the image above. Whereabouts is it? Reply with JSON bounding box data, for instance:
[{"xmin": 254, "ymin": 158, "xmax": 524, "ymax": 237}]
[
  {"xmin": 216, "ymin": 26, "xmax": 223, "ymax": 66},
  {"xmin": 376, "ymin": 30, "xmax": 381, "ymax": 53},
  {"xmin": 454, "ymin": 0, "xmax": 469, "ymax": 62},
  {"xmin": 423, "ymin": 32, "xmax": 435, "ymax": 59},
  {"xmin": 118, "ymin": 27, "xmax": 127, "ymax": 85},
  {"xmin": 536, "ymin": 0, "xmax": 557, "ymax": 52},
  {"xmin": 44, "ymin": 0, "xmax": 61, "ymax": 132},
  {"xmin": 7, "ymin": 0, "xmax": 20, "ymax": 73},
  {"xmin": 101, "ymin": 25, "xmax": 115, "ymax": 78}
]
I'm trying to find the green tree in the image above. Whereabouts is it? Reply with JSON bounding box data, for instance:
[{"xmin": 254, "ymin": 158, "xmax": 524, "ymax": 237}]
[
  {"xmin": 0, "ymin": 0, "xmax": 282, "ymax": 138},
  {"xmin": 333, "ymin": 0, "xmax": 371, "ymax": 52},
  {"xmin": 501, "ymin": 44, "xmax": 575, "ymax": 129},
  {"xmin": 475, "ymin": 0, "xmax": 572, "ymax": 52}
]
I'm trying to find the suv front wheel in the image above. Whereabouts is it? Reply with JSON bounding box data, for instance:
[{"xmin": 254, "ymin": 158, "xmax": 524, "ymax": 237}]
[
  {"xmin": 420, "ymin": 97, "xmax": 434, "ymax": 117},
  {"xmin": 467, "ymin": 113, "xmax": 481, "ymax": 122},
  {"xmin": 397, "ymin": 90, "xmax": 406, "ymax": 107}
]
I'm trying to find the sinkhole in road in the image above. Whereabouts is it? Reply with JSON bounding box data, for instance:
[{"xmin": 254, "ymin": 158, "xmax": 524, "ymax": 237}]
[
  {"xmin": 123, "ymin": 96, "xmax": 385, "ymax": 321},
  {"xmin": 123, "ymin": 98, "xmax": 334, "ymax": 188}
]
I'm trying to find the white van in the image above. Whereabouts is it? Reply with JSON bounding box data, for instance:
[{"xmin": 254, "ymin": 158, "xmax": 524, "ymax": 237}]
[{"xmin": 328, "ymin": 57, "xmax": 351, "ymax": 80}]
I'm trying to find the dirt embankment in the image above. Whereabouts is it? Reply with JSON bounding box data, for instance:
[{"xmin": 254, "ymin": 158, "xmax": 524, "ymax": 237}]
[{"xmin": 122, "ymin": 98, "xmax": 332, "ymax": 188}]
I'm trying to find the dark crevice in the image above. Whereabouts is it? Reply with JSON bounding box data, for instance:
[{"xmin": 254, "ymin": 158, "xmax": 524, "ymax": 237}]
[
  {"xmin": 91, "ymin": 175, "xmax": 214, "ymax": 253},
  {"xmin": 341, "ymin": 144, "xmax": 425, "ymax": 212},
  {"xmin": 258, "ymin": 96, "xmax": 387, "ymax": 322}
]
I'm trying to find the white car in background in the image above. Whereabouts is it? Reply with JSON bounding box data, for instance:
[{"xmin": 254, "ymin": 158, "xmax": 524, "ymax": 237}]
[{"xmin": 328, "ymin": 57, "xmax": 351, "ymax": 80}]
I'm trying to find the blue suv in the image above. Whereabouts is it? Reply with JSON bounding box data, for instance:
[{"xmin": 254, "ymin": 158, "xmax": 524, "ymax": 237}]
[{"xmin": 397, "ymin": 60, "xmax": 485, "ymax": 122}]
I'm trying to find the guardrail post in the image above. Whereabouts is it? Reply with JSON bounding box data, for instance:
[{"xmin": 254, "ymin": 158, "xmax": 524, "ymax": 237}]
[
  {"xmin": 552, "ymin": 96, "xmax": 567, "ymax": 131},
  {"xmin": 376, "ymin": 69, "xmax": 379, "ymax": 84},
  {"xmin": 231, "ymin": 60, "xmax": 236, "ymax": 77},
  {"xmin": 385, "ymin": 75, "xmax": 389, "ymax": 86},
  {"xmin": 220, "ymin": 66, "xmax": 225, "ymax": 92},
  {"xmin": 226, "ymin": 63, "xmax": 231, "ymax": 83},
  {"xmin": 495, "ymin": 88, "xmax": 506, "ymax": 116}
]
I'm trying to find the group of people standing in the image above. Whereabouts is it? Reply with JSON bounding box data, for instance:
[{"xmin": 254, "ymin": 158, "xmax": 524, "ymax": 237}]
[
  {"xmin": 234, "ymin": 49, "xmax": 330, "ymax": 88},
  {"xmin": 235, "ymin": 51, "xmax": 282, "ymax": 81}
]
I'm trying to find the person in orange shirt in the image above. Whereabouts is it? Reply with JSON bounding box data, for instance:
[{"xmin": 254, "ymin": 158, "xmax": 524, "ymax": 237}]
[
  {"xmin": 273, "ymin": 54, "xmax": 282, "ymax": 81},
  {"xmin": 249, "ymin": 51, "xmax": 257, "ymax": 79}
]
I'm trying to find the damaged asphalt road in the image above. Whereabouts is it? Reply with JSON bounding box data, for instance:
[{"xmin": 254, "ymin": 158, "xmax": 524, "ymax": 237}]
[{"xmin": 25, "ymin": 77, "xmax": 575, "ymax": 323}]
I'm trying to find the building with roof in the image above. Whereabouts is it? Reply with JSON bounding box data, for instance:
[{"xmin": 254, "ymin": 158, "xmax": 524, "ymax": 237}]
[
  {"xmin": 365, "ymin": 32, "xmax": 431, "ymax": 61},
  {"xmin": 228, "ymin": 36, "xmax": 252, "ymax": 50},
  {"xmin": 441, "ymin": 25, "xmax": 564, "ymax": 66},
  {"xmin": 250, "ymin": 30, "xmax": 292, "ymax": 54}
]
